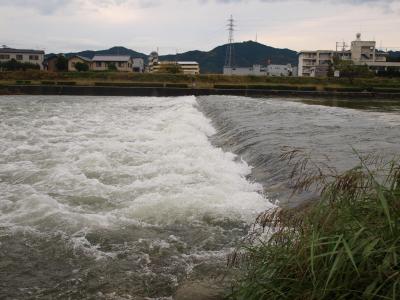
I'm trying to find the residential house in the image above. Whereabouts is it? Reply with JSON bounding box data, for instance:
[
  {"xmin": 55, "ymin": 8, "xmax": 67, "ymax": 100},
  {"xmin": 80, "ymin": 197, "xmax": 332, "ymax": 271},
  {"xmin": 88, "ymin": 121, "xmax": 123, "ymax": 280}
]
[
  {"xmin": 68, "ymin": 55, "xmax": 92, "ymax": 71},
  {"xmin": 91, "ymin": 55, "xmax": 133, "ymax": 72},
  {"xmin": 0, "ymin": 46, "xmax": 45, "ymax": 70}
]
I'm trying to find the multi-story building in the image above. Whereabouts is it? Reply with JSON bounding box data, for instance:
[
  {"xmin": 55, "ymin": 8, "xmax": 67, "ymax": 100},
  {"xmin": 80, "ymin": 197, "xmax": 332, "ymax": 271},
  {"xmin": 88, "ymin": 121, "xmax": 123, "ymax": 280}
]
[
  {"xmin": 223, "ymin": 64, "xmax": 296, "ymax": 77},
  {"xmin": 298, "ymin": 34, "xmax": 400, "ymax": 77},
  {"xmin": 0, "ymin": 46, "xmax": 45, "ymax": 70},
  {"xmin": 147, "ymin": 52, "xmax": 200, "ymax": 75}
]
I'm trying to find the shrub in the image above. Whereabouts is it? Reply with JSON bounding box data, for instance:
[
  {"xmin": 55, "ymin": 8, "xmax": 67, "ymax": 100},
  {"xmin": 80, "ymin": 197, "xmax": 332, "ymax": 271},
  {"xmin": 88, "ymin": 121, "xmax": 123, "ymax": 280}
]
[
  {"xmin": 56, "ymin": 81, "xmax": 76, "ymax": 86},
  {"xmin": 74, "ymin": 62, "xmax": 89, "ymax": 72},
  {"xmin": 41, "ymin": 81, "xmax": 56, "ymax": 85},
  {"xmin": 94, "ymin": 82, "xmax": 164, "ymax": 87},
  {"xmin": 1, "ymin": 59, "xmax": 40, "ymax": 71}
]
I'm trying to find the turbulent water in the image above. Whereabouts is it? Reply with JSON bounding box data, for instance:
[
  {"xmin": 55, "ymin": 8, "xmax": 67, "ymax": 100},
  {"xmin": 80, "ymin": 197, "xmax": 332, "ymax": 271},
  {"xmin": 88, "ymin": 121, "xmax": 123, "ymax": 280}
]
[{"xmin": 1, "ymin": 95, "xmax": 400, "ymax": 299}]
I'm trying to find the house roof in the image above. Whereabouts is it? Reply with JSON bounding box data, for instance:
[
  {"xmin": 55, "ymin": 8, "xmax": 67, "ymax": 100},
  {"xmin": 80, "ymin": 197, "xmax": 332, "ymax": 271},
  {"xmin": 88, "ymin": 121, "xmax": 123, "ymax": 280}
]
[
  {"xmin": 92, "ymin": 55, "xmax": 131, "ymax": 62},
  {"xmin": 71, "ymin": 55, "xmax": 92, "ymax": 62},
  {"xmin": 0, "ymin": 47, "xmax": 45, "ymax": 55},
  {"xmin": 177, "ymin": 61, "xmax": 199, "ymax": 65}
]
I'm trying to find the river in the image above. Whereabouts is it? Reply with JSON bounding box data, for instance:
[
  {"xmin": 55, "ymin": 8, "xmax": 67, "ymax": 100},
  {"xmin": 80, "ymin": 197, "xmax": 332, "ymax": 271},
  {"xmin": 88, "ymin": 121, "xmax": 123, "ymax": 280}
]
[{"xmin": 1, "ymin": 95, "xmax": 399, "ymax": 299}]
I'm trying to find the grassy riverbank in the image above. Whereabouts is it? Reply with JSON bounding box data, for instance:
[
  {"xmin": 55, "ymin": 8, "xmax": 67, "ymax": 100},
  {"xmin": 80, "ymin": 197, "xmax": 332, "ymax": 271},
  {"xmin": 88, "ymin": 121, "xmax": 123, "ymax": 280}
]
[
  {"xmin": 1, "ymin": 71, "xmax": 400, "ymax": 93},
  {"xmin": 229, "ymin": 151, "xmax": 400, "ymax": 300}
]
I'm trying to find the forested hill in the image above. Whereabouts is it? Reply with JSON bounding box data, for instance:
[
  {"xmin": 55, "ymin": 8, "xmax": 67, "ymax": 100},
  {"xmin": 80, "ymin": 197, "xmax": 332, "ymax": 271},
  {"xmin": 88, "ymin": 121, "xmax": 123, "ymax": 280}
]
[{"xmin": 49, "ymin": 41, "xmax": 299, "ymax": 74}]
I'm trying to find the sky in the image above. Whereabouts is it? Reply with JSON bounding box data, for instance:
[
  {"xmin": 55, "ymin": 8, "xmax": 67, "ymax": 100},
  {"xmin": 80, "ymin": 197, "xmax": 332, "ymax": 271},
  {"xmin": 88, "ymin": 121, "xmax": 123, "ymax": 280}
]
[{"xmin": 0, "ymin": 0, "xmax": 399, "ymax": 55}]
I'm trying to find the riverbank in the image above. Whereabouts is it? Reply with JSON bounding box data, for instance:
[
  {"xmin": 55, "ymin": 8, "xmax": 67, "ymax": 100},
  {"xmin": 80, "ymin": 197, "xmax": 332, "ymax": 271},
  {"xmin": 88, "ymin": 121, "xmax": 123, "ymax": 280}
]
[
  {"xmin": 1, "ymin": 71, "xmax": 400, "ymax": 98},
  {"xmin": 2, "ymin": 84, "xmax": 400, "ymax": 99},
  {"xmin": 229, "ymin": 153, "xmax": 400, "ymax": 299}
]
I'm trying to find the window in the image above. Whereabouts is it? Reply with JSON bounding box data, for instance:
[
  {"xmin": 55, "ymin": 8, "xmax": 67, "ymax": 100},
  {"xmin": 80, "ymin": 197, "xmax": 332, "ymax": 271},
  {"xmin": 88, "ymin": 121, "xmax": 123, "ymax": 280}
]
[
  {"xmin": 29, "ymin": 55, "xmax": 39, "ymax": 60},
  {"xmin": 96, "ymin": 62, "xmax": 102, "ymax": 67},
  {"xmin": 0, "ymin": 54, "xmax": 10, "ymax": 60},
  {"xmin": 16, "ymin": 55, "xmax": 23, "ymax": 60},
  {"xmin": 118, "ymin": 62, "xmax": 124, "ymax": 67}
]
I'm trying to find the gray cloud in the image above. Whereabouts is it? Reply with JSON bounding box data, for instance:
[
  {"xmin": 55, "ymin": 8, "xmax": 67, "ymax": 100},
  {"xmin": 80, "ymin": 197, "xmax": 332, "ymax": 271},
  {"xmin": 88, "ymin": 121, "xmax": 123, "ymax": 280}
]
[{"xmin": 0, "ymin": 0, "xmax": 396, "ymax": 14}]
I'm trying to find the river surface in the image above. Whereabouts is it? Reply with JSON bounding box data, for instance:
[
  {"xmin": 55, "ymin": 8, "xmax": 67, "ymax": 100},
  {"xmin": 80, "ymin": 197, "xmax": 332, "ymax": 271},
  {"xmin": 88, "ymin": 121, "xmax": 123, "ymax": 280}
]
[{"xmin": 1, "ymin": 95, "xmax": 400, "ymax": 299}]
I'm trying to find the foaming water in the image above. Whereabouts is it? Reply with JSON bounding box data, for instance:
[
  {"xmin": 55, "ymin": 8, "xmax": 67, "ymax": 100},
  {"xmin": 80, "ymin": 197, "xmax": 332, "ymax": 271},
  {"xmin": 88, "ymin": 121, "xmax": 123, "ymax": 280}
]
[
  {"xmin": 197, "ymin": 96, "xmax": 400, "ymax": 206},
  {"xmin": 0, "ymin": 96, "xmax": 273, "ymax": 299}
]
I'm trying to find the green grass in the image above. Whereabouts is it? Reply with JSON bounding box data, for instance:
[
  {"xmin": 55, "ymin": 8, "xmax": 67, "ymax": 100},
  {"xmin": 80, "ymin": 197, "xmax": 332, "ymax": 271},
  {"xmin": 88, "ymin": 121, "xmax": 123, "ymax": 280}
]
[
  {"xmin": 229, "ymin": 150, "xmax": 400, "ymax": 300},
  {"xmin": 1, "ymin": 70, "xmax": 400, "ymax": 90}
]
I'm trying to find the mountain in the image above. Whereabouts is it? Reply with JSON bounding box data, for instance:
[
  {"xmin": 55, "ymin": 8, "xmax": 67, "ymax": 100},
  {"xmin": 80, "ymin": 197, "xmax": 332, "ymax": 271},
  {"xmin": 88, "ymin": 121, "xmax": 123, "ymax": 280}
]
[
  {"xmin": 46, "ymin": 46, "xmax": 148, "ymax": 60},
  {"xmin": 160, "ymin": 41, "xmax": 298, "ymax": 73},
  {"xmin": 388, "ymin": 51, "xmax": 400, "ymax": 62},
  {"xmin": 47, "ymin": 42, "xmax": 299, "ymax": 74}
]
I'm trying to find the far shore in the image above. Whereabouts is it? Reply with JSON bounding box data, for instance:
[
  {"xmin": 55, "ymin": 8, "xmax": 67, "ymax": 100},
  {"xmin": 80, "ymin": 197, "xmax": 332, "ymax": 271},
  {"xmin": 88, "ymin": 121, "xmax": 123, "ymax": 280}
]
[{"xmin": 1, "ymin": 70, "xmax": 400, "ymax": 98}]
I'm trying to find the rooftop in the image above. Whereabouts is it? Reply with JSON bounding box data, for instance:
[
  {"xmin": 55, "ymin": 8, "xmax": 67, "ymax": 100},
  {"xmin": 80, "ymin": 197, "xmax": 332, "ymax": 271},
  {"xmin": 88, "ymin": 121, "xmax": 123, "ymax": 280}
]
[
  {"xmin": 0, "ymin": 47, "xmax": 45, "ymax": 54},
  {"xmin": 177, "ymin": 61, "xmax": 199, "ymax": 65},
  {"xmin": 92, "ymin": 55, "xmax": 131, "ymax": 62}
]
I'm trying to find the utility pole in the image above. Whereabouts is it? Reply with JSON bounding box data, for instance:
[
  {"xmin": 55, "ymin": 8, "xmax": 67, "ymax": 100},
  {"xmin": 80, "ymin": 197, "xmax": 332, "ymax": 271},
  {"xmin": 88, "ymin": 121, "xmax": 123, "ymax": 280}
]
[{"xmin": 224, "ymin": 15, "xmax": 235, "ymax": 68}]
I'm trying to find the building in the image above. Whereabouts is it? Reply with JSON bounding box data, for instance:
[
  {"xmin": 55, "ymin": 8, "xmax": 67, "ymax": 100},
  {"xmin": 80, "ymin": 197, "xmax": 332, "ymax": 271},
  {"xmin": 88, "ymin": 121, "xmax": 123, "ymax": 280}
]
[
  {"xmin": 91, "ymin": 55, "xmax": 133, "ymax": 72},
  {"xmin": 68, "ymin": 55, "xmax": 92, "ymax": 71},
  {"xmin": 132, "ymin": 58, "xmax": 145, "ymax": 73},
  {"xmin": 176, "ymin": 61, "xmax": 200, "ymax": 75},
  {"xmin": 224, "ymin": 64, "xmax": 296, "ymax": 76},
  {"xmin": 267, "ymin": 64, "xmax": 297, "ymax": 76},
  {"xmin": 43, "ymin": 55, "xmax": 59, "ymax": 72},
  {"xmin": 298, "ymin": 33, "xmax": 400, "ymax": 77},
  {"xmin": 0, "ymin": 46, "xmax": 45, "ymax": 70},
  {"xmin": 224, "ymin": 64, "xmax": 266, "ymax": 76},
  {"xmin": 147, "ymin": 52, "xmax": 200, "ymax": 75}
]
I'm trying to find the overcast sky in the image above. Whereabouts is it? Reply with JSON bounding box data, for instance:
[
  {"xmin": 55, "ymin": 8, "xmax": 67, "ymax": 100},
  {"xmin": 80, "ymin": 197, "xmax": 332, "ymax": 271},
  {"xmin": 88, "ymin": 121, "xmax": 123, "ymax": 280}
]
[{"xmin": 0, "ymin": 0, "xmax": 399, "ymax": 55}]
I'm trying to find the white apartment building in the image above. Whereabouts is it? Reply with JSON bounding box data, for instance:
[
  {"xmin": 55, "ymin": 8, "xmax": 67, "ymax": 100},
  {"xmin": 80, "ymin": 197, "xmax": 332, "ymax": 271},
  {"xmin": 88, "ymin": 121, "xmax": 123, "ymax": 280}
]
[
  {"xmin": 224, "ymin": 64, "xmax": 296, "ymax": 77},
  {"xmin": 298, "ymin": 34, "xmax": 400, "ymax": 77},
  {"xmin": 147, "ymin": 52, "xmax": 200, "ymax": 75},
  {"xmin": 0, "ymin": 47, "xmax": 45, "ymax": 70}
]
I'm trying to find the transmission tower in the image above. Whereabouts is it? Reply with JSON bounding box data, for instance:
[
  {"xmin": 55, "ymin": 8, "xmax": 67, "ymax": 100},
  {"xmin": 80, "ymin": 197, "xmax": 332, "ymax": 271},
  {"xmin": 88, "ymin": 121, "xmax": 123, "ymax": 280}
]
[{"xmin": 224, "ymin": 15, "xmax": 236, "ymax": 68}]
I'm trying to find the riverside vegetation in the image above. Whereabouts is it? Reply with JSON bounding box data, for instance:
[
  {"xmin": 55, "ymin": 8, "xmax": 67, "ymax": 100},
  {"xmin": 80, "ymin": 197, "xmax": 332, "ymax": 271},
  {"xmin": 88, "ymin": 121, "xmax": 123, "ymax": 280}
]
[
  {"xmin": 229, "ymin": 149, "xmax": 400, "ymax": 300},
  {"xmin": 0, "ymin": 70, "xmax": 400, "ymax": 93}
]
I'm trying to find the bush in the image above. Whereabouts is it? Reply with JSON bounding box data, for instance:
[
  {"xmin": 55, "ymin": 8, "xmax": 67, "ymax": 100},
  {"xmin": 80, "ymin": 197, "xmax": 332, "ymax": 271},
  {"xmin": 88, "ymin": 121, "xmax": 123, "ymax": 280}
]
[
  {"xmin": 1, "ymin": 59, "xmax": 40, "ymax": 71},
  {"xmin": 229, "ymin": 150, "xmax": 400, "ymax": 300},
  {"xmin": 41, "ymin": 81, "xmax": 56, "ymax": 85},
  {"xmin": 15, "ymin": 80, "xmax": 31, "ymax": 85},
  {"xmin": 56, "ymin": 81, "xmax": 76, "ymax": 86},
  {"xmin": 74, "ymin": 62, "xmax": 89, "ymax": 72},
  {"xmin": 107, "ymin": 63, "xmax": 117, "ymax": 71},
  {"xmin": 94, "ymin": 82, "xmax": 165, "ymax": 88}
]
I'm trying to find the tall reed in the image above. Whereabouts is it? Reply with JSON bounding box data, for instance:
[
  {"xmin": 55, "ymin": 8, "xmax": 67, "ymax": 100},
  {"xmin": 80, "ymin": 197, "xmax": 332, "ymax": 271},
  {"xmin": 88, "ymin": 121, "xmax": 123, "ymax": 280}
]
[{"xmin": 229, "ymin": 149, "xmax": 400, "ymax": 300}]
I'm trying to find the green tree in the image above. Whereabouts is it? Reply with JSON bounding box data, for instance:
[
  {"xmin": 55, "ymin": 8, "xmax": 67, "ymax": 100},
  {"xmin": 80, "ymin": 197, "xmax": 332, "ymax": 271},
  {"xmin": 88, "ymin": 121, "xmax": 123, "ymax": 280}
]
[
  {"xmin": 75, "ymin": 62, "xmax": 89, "ymax": 72},
  {"xmin": 55, "ymin": 55, "xmax": 68, "ymax": 72},
  {"xmin": 333, "ymin": 59, "xmax": 373, "ymax": 79}
]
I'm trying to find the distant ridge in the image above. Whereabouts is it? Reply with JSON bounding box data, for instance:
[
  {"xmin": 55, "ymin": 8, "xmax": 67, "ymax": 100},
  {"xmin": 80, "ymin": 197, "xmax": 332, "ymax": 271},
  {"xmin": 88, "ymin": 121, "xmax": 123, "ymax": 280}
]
[{"xmin": 47, "ymin": 41, "xmax": 298, "ymax": 74}]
